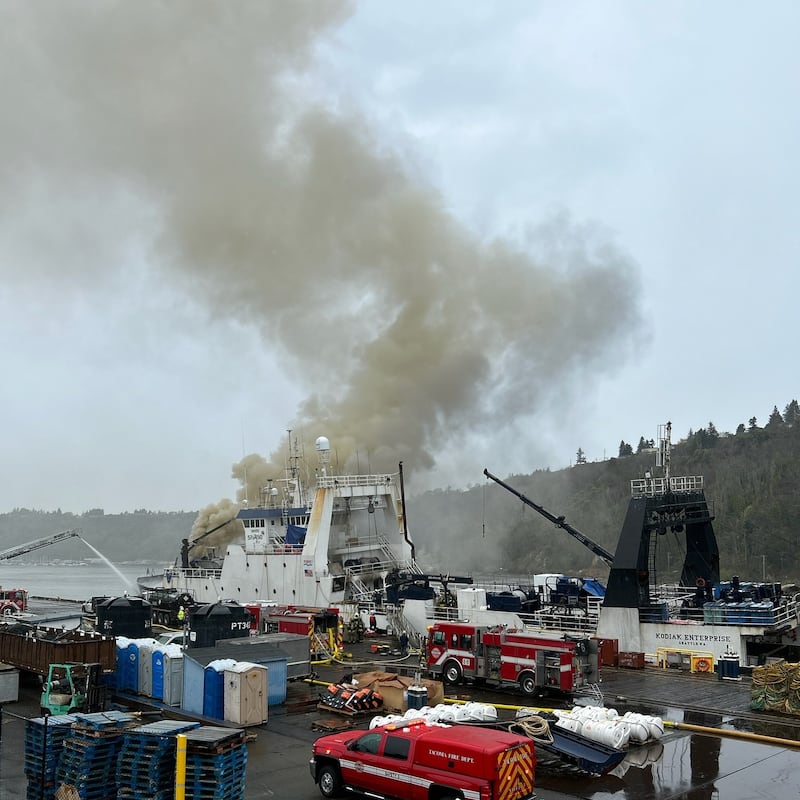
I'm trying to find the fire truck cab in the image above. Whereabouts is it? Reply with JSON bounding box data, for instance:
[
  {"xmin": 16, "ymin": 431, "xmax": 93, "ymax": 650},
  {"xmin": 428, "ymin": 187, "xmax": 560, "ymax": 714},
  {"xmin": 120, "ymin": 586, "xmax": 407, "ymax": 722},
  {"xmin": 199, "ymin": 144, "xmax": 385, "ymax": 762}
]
[
  {"xmin": 426, "ymin": 621, "xmax": 598, "ymax": 697},
  {"xmin": 0, "ymin": 588, "xmax": 28, "ymax": 615}
]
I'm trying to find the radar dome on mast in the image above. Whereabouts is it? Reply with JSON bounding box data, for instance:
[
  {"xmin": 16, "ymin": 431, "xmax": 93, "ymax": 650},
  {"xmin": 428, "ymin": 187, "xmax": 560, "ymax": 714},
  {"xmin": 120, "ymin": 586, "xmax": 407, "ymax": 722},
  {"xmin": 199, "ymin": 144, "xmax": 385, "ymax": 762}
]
[{"xmin": 315, "ymin": 436, "xmax": 331, "ymax": 474}]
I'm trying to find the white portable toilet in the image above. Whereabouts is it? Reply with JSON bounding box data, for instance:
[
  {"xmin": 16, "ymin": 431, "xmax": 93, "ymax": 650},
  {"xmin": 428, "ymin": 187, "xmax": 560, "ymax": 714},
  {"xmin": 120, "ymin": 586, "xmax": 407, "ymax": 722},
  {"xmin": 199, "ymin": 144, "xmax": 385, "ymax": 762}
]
[
  {"xmin": 137, "ymin": 638, "xmax": 159, "ymax": 698},
  {"xmin": 162, "ymin": 646, "xmax": 185, "ymax": 707},
  {"xmin": 224, "ymin": 662, "xmax": 268, "ymax": 726}
]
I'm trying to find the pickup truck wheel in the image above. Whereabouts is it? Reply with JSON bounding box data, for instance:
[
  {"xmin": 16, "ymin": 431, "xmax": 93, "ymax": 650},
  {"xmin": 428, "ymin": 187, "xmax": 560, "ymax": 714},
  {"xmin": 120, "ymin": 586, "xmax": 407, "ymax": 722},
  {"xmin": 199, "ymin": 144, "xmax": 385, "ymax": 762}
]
[
  {"xmin": 443, "ymin": 660, "xmax": 463, "ymax": 685},
  {"xmin": 318, "ymin": 764, "xmax": 342, "ymax": 798},
  {"xmin": 519, "ymin": 672, "xmax": 538, "ymax": 696}
]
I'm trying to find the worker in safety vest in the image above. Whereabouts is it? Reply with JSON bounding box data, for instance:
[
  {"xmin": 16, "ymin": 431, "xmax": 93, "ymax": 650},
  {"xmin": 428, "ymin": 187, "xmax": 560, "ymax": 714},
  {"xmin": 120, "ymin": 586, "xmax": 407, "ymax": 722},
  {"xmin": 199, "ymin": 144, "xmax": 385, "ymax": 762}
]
[{"xmin": 177, "ymin": 605, "xmax": 186, "ymax": 623}]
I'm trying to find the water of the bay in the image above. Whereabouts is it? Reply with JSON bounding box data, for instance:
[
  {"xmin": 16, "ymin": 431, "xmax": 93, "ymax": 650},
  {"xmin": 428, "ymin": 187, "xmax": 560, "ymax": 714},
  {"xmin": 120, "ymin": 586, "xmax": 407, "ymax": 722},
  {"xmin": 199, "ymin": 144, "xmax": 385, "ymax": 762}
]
[{"xmin": 0, "ymin": 561, "xmax": 162, "ymax": 601}]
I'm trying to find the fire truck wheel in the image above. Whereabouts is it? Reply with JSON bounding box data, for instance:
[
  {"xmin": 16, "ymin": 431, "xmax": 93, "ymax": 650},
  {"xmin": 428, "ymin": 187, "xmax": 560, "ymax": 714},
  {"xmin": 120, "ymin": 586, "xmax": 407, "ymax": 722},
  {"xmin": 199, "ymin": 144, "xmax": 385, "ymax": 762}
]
[
  {"xmin": 1, "ymin": 604, "xmax": 14, "ymax": 616},
  {"xmin": 318, "ymin": 764, "xmax": 342, "ymax": 798},
  {"xmin": 519, "ymin": 672, "xmax": 538, "ymax": 696},
  {"xmin": 443, "ymin": 660, "xmax": 463, "ymax": 685}
]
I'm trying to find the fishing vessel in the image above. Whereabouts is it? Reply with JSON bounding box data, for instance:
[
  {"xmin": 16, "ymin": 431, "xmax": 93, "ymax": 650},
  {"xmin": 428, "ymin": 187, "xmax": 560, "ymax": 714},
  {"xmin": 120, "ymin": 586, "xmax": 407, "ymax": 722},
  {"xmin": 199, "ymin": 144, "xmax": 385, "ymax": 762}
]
[
  {"xmin": 594, "ymin": 422, "xmax": 800, "ymax": 669},
  {"xmin": 408, "ymin": 422, "xmax": 800, "ymax": 672},
  {"xmin": 138, "ymin": 435, "xmax": 424, "ymax": 613}
]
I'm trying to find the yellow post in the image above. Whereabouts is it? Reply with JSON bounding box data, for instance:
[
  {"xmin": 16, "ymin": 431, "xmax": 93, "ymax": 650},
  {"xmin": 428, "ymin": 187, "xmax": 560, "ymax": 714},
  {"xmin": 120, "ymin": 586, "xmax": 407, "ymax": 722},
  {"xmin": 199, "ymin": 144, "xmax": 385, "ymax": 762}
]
[{"xmin": 175, "ymin": 732, "xmax": 187, "ymax": 800}]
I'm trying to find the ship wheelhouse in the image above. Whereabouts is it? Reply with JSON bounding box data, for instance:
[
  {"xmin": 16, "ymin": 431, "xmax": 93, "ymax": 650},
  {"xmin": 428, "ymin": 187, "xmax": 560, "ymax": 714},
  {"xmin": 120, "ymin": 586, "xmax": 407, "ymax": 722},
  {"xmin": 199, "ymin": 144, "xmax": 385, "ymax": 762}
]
[{"xmin": 237, "ymin": 507, "xmax": 310, "ymax": 554}]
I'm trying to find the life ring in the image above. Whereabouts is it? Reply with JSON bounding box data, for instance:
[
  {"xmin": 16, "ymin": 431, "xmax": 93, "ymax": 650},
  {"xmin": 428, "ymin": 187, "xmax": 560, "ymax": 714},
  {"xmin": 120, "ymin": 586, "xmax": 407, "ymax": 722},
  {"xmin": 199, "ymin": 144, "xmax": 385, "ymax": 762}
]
[
  {"xmin": 695, "ymin": 577, "xmax": 706, "ymax": 588},
  {"xmin": 695, "ymin": 658, "xmax": 710, "ymax": 673}
]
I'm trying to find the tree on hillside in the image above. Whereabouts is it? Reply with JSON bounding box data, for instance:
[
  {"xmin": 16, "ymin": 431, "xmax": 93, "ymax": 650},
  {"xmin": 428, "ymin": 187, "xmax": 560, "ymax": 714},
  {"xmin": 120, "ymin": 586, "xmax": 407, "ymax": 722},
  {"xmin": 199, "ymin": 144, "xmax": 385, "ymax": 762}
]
[
  {"xmin": 688, "ymin": 422, "xmax": 720, "ymax": 450},
  {"xmin": 766, "ymin": 405, "xmax": 784, "ymax": 431},
  {"xmin": 618, "ymin": 440, "xmax": 633, "ymax": 457},
  {"xmin": 783, "ymin": 400, "xmax": 800, "ymax": 426},
  {"xmin": 736, "ymin": 423, "xmax": 746, "ymax": 436},
  {"xmin": 748, "ymin": 416, "xmax": 759, "ymax": 431}
]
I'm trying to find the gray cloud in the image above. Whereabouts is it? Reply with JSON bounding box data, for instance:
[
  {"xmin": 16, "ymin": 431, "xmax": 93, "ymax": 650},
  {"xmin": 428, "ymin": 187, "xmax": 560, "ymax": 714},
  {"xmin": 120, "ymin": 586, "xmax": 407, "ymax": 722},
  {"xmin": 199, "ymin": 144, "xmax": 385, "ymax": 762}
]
[{"xmin": 1, "ymin": 2, "xmax": 643, "ymax": 518}]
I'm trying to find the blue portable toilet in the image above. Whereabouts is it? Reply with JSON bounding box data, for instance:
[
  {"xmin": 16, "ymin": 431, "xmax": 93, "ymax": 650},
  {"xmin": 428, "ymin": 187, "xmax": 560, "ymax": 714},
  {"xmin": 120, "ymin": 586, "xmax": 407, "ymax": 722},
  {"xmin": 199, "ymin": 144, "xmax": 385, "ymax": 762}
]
[
  {"xmin": 152, "ymin": 648, "xmax": 165, "ymax": 700},
  {"xmin": 116, "ymin": 639, "xmax": 139, "ymax": 694},
  {"xmin": 204, "ymin": 659, "xmax": 238, "ymax": 719}
]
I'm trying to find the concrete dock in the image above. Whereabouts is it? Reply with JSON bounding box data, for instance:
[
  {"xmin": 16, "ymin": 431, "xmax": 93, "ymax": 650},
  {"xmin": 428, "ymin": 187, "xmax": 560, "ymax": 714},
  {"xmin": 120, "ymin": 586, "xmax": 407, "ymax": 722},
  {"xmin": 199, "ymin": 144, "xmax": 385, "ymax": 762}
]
[{"xmin": 2, "ymin": 637, "xmax": 800, "ymax": 800}]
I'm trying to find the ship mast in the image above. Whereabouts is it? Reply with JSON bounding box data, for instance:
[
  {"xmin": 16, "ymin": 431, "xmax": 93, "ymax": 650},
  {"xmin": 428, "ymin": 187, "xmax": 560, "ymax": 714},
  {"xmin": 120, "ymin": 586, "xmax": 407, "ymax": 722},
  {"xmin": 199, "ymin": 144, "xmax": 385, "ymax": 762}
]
[{"xmin": 656, "ymin": 421, "xmax": 672, "ymax": 487}]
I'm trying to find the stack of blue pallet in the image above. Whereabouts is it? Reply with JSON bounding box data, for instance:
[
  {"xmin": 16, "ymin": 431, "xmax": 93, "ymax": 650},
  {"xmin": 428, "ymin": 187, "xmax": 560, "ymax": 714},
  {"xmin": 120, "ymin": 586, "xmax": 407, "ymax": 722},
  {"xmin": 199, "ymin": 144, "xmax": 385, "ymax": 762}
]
[
  {"xmin": 55, "ymin": 711, "xmax": 136, "ymax": 800},
  {"xmin": 24, "ymin": 714, "xmax": 80, "ymax": 800},
  {"xmin": 116, "ymin": 719, "xmax": 201, "ymax": 800},
  {"xmin": 183, "ymin": 726, "xmax": 248, "ymax": 800}
]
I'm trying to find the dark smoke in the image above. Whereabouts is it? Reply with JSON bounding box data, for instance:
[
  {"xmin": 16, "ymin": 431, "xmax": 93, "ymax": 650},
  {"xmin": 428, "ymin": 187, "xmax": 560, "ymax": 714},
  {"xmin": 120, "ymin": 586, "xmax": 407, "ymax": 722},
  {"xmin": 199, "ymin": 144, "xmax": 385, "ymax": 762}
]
[{"xmin": 1, "ymin": 2, "xmax": 643, "ymax": 539}]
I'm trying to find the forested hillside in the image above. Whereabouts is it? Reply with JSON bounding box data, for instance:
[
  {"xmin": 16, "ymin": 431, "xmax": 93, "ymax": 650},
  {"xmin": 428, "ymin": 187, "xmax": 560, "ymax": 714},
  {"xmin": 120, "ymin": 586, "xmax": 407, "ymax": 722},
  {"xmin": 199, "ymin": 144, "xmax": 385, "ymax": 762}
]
[
  {"xmin": 411, "ymin": 409, "xmax": 800, "ymax": 585},
  {"xmin": 2, "ymin": 408, "xmax": 799, "ymax": 584},
  {"xmin": 0, "ymin": 509, "xmax": 195, "ymax": 565}
]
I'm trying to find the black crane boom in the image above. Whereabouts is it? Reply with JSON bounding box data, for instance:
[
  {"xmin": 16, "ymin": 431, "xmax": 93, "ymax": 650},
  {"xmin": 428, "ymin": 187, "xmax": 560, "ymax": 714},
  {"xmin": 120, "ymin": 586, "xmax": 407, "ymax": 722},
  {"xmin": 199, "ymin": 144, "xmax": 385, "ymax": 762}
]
[{"xmin": 483, "ymin": 468, "xmax": 614, "ymax": 566}]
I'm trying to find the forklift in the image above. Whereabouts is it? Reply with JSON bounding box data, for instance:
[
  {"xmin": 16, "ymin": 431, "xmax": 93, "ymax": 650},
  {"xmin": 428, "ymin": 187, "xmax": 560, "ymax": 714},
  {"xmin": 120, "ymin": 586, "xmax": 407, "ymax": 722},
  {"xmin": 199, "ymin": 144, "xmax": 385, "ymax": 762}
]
[{"xmin": 40, "ymin": 662, "xmax": 107, "ymax": 716}]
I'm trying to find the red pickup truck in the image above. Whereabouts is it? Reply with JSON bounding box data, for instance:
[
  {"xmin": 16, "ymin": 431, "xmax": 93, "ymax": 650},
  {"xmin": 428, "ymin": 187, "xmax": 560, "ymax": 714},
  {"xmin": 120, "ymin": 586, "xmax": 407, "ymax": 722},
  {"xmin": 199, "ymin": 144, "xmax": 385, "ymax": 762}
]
[{"xmin": 310, "ymin": 718, "xmax": 536, "ymax": 800}]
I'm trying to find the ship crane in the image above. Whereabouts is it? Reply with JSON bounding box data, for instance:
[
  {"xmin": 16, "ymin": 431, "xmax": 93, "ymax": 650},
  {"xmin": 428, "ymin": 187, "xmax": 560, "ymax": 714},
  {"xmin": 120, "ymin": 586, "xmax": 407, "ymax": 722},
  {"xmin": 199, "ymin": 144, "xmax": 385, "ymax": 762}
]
[
  {"xmin": 181, "ymin": 518, "xmax": 237, "ymax": 567},
  {"xmin": 483, "ymin": 468, "xmax": 614, "ymax": 566},
  {"xmin": 0, "ymin": 528, "xmax": 82, "ymax": 562}
]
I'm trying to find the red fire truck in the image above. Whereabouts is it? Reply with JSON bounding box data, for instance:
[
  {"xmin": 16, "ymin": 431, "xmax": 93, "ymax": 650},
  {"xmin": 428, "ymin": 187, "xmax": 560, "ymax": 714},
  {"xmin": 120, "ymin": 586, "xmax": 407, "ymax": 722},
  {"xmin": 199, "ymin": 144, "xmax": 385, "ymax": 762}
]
[
  {"xmin": 426, "ymin": 621, "xmax": 599, "ymax": 697},
  {"xmin": 0, "ymin": 587, "xmax": 28, "ymax": 615}
]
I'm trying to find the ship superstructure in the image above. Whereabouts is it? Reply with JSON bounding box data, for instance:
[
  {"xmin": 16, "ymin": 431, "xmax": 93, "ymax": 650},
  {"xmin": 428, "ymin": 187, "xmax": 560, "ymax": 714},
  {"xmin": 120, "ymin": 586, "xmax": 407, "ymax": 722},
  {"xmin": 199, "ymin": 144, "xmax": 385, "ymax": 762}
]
[{"xmin": 143, "ymin": 436, "xmax": 421, "ymax": 609}]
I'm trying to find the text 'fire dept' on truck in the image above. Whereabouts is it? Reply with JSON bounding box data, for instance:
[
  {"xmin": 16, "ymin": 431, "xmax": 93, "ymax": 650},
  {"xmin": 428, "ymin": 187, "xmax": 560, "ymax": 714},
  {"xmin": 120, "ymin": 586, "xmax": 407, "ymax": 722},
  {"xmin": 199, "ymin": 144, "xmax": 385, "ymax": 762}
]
[
  {"xmin": 310, "ymin": 717, "xmax": 535, "ymax": 800},
  {"xmin": 426, "ymin": 621, "xmax": 599, "ymax": 697}
]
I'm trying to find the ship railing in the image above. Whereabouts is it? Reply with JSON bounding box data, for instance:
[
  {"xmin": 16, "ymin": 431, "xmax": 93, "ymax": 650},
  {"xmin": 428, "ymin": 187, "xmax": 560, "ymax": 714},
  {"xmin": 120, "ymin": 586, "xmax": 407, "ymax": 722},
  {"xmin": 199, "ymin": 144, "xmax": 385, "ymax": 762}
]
[
  {"xmin": 518, "ymin": 609, "xmax": 600, "ymax": 635},
  {"xmin": 652, "ymin": 583, "xmax": 800, "ymax": 628},
  {"xmin": 173, "ymin": 566, "xmax": 222, "ymax": 581},
  {"xmin": 423, "ymin": 604, "xmax": 601, "ymax": 636},
  {"xmin": 336, "ymin": 533, "xmax": 418, "ymax": 570},
  {"xmin": 344, "ymin": 556, "xmax": 420, "ymax": 578},
  {"xmin": 344, "ymin": 557, "xmax": 423, "ymax": 603},
  {"xmin": 631, "ymin": 475, "xmax": 704, "ymax": 497},
  {"xmin": 261, "ymin": 536, "xmax": 304, "ymax": 555},
  {"xmin": 317, "ymin": 473, "xmax": 395, "ymax": 490},
  {"xmin": 347, "ymin": 574, "xmax": 373, "ymax": 602}
]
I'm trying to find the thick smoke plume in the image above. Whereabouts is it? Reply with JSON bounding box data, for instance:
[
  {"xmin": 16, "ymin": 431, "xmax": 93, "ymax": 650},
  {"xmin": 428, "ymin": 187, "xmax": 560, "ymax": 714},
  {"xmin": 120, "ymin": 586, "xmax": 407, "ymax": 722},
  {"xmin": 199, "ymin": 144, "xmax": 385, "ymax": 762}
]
[{"xmin": 2, "ymin": 2, "xmax": 643, "ymax": 539}]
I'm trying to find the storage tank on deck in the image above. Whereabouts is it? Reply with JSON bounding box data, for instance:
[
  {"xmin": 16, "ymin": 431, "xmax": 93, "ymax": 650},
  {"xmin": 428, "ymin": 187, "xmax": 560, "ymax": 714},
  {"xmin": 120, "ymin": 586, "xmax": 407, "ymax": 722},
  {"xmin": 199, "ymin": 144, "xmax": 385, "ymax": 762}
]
[
  {"xmin": 97, "ymin": 595, "xmax": 152, "ymax": 638},
  {"xmin": 189, "ymin": 601, "xmax": 252, "ymax": 649}
]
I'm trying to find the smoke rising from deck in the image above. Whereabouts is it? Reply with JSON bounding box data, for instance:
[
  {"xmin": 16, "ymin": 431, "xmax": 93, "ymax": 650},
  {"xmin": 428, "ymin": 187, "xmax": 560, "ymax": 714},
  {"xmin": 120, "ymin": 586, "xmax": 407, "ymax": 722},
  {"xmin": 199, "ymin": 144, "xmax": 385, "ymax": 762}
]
[{"xmin": 1, "ymin": 3, "xmax": 644, "ymax": 536}]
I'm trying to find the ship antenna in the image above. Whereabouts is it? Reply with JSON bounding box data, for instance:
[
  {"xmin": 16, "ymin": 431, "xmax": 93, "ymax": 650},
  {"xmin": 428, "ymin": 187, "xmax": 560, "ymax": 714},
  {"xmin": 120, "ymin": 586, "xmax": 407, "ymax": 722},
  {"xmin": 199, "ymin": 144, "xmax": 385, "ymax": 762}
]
[
  {"xmin": 241, "ymin": 425, "xmax": 249, "ymax": 507},
  {"xmin": 315, "ymin": 436, "xmax": 331, "ymax": 478}
]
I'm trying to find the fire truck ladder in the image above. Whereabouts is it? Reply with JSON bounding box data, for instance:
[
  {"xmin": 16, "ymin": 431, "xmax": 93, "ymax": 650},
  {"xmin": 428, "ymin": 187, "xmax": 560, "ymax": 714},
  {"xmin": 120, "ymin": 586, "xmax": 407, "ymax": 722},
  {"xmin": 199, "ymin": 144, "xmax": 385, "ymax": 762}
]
[{"xmin": 0, "ymin": 529, "xmax": 83, "ymax": 561}]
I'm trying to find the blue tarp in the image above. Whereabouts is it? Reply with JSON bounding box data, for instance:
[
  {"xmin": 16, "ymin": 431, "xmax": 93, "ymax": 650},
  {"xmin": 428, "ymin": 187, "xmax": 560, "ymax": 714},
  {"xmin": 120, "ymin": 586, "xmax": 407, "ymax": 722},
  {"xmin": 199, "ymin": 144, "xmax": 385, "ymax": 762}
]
[
  {"xmin": 286, "ymin": 525, "xmax": 307, "ymax": 546},
  {"xmin": 582, "ymin": 578, "xmax": 606, "ymax": 597}
]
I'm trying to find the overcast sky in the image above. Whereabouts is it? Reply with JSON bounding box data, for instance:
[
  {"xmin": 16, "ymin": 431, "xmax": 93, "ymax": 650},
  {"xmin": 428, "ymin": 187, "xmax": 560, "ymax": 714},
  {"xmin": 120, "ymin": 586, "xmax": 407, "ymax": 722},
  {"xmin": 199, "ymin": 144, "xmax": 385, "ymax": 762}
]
[{"xmin": 1, "ymin": 2, "xmax": 797, "ymax": 514}]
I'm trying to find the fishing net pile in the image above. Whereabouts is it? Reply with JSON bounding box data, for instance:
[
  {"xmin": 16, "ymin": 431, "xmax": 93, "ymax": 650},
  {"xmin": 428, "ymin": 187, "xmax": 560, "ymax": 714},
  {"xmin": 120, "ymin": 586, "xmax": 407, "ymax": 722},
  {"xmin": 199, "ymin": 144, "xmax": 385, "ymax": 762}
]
[{"xmin": 750, "ymin": 660, "xmax": 800, "ymax": 714}]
